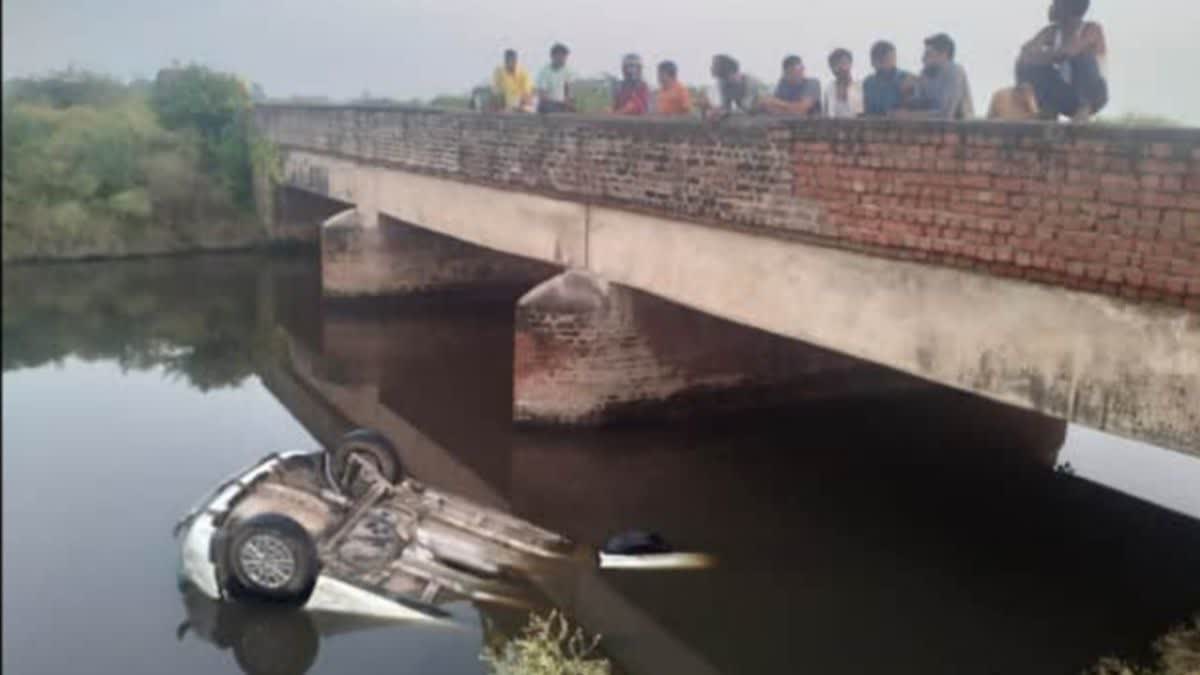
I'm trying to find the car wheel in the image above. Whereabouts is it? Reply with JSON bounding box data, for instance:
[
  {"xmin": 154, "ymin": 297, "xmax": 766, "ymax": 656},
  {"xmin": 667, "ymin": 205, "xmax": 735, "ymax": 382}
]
[
  {"xmin": 327, "ymin": 428, "xmax": 403, "ymax": 493},
  {"xmin": 232, "ymin": 606, "xmax": 319, "ymax": 675},
  {"xmin": 226, "ymin": 514, "xmax": 318, "ymax": 603}
]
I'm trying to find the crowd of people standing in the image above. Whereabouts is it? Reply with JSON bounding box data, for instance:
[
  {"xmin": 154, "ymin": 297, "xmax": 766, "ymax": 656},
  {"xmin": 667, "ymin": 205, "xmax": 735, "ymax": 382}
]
[{"xmin": 486, "ymin": 0, "xmax": 1108, "ymax": 123}]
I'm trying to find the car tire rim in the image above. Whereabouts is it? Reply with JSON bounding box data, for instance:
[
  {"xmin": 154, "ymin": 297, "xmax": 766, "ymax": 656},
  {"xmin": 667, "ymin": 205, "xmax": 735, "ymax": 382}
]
[{"xmin": 239, "ymin": 533, "xmax": 296, "ymax": 589}]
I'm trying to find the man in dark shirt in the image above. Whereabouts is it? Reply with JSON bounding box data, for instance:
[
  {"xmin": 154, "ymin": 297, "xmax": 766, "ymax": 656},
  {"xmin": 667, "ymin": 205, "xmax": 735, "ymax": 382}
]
[
  {"xmin": 863, "ymin": 41, "xmax": 915, "ymax": 116},
  {"xmin": 763, "ymin": 55, "xmax": 821, "ymax": 116},
  {"xmin": 901, "ymin": 33, "xmax": 975, "ymax": 120},
  {"xmin": 700, "ymin": 54, "xmax": 770, "ymax": 120},
  {"xmin": 1016, "ymin": 0, "xmax": 1109, "ymax": 121}
]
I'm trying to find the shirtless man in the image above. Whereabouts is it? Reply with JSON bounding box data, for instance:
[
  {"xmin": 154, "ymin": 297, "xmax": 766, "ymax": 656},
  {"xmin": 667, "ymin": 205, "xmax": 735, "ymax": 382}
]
[{"xmin": 1017, "ymin": 0, "xmax": 1109, "ymax": 122}]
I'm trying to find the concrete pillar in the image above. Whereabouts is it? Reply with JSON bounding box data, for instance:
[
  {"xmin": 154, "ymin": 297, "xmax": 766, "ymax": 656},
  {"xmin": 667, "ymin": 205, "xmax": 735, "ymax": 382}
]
[
  {"xmin": 268, "ymin": 186, "xmax": 352, "ymax": 245},
  {"xmin": 513, "ymin": 270, "xmax": 912, "ymax": 425},
  {"xmin": 321, "ymin": 212, "xmax": 556, "ymax": 298}
]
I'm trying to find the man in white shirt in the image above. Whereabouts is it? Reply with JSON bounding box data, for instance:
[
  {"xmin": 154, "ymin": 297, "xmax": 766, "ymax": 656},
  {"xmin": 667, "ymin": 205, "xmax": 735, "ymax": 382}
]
[
  {"xmin": 822, "ymin": 48, "xmax": 864, "ymax": 119},
  {"xmin": 536, "ymin": 43, "xmax": 576, "ymax": 114}
]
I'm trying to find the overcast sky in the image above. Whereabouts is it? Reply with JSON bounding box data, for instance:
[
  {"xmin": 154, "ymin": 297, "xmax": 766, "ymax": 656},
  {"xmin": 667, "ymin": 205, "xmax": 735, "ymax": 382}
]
[{"xmin": 4, "ymin": 0, "xmax": 1198, "ymax": 124}]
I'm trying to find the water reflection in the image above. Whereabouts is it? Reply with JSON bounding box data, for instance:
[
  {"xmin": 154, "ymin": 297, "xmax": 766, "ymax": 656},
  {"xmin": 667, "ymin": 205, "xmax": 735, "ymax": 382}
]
[
  {"xmin": 2, "ymin": 255, "xmax": 279, "ymax": 389},
  {"xmin": 178, "ymin": 584, "xmax": 322, "ymax": 675},
  {"xmin": 5, "ymin": 253, "xmax": 1200, "ymax": 675}
]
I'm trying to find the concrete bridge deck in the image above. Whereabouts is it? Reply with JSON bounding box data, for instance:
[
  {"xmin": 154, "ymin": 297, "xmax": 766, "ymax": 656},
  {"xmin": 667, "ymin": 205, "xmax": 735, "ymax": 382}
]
[{"xmin": 254, "ymin": 104, "xmax": 1200, "ymax": 455}]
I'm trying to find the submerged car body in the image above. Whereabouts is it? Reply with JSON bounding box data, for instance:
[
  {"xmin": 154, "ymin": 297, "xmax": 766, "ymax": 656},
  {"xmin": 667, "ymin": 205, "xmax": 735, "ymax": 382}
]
[{"xmin": 175, "ymin": 440, "xmax": 575, "ymax": 622}]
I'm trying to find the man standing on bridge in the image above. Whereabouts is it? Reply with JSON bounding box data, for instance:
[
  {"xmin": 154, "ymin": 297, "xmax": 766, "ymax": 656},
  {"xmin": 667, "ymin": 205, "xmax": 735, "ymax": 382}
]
[
  {"xmin": 762, "ymin": 55, "xmax": 822, "ymax": 117},
  {"xmin": 822, "ymin": 48, "xmax": 864, "ymax": 118},
  {"xmin": 700, "ymin": 54, "xmax": 770, "ymax": 120},
  {"xmin": 612, "ymin": 54, "xmax": 651, "ymax": 115},
  {"xmin": 654, "ymin": 61, "xmax": 694, "ymax": 116},
  {"xmin": 863, "ymin": 41, "xmax": 915, "ymax": 117},
  {"xmin": 536, "ymin": 43, "xmax": 576, "ymax": 114},
  {"xmin": 493, "ymin": 49, "xmax": 535, "ymax": 112},
  {"xmin": 900, "ymin": 33, "xmax": 975, "ymax": 120}
]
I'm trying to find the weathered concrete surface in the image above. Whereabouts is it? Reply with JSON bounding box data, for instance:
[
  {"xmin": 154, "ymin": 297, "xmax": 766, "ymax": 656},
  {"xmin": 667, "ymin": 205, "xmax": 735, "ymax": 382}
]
[
  {"xmin": 257, "ymin": 106, "xmax": 1200, "ymax": 308},
  {"xmin": 267, "ymin": 185, "xmax": 352, "ymax": 244},
  {"xmin": 320, "ymin": 210, "xmax": 555, "ymax": 298},
  {"xmin": 258, "ymin": 108, "xmax": 1200, "ymax": 455},
  {"xmin": 514, "ymin": 270, "xmax": 923, "ymax": 425},
  {"xmin": 587, "ymin": 206, "xmax": 1198, "ymax": 455},
  {"xmin": 281, "ymin": 155, "xmax": 1196, "ymax": 455}
]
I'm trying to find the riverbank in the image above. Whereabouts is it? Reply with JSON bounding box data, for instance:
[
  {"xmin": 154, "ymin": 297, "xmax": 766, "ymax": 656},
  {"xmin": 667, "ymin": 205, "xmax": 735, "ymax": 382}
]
[
  {"xmin": 1, "ymin": 218, "xmax": 313, "ymax": 264},
  {"xmin": 2, "ymin": 66, "xmax": 280, "ymax": 264},
  {"xmin": 3, "ymin": 217, "xmax": 263, "ymax": 264}
]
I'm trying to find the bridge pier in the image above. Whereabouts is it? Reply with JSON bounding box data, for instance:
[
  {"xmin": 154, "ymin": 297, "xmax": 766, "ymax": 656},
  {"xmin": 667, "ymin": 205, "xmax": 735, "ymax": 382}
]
[
  {"xmin": 320, "ymin": 212, "xmax": 554, "ymax": 298},
  {"xmin": 513, "ymin": 270, "xmax": 919, "ymax": 425}
]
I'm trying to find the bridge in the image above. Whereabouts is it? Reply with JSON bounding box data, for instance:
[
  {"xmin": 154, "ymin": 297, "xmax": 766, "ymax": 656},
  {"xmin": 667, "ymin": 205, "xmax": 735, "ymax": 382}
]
[{"xmin": 253, "ymin": 104, "xmax": 1200, "ymax": 457}]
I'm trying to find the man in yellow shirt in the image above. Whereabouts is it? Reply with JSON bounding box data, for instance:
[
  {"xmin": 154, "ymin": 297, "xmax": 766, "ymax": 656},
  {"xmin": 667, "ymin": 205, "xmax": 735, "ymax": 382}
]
[{"xmin": 492, "ymin": 49, "xmax": 534, "ymax": 112}]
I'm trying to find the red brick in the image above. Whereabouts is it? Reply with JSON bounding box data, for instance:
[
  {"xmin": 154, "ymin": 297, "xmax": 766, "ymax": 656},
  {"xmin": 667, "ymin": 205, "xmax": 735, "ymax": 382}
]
[
  {"xmin": 1139, "ymin": 159, "xmax": 1188, "ymax": 175},
  {"xmin": 1101, "ymin": 174, "xmax": 1140, "ymax": 191},
  {"xmin": 1149, "ymin": 143, "xmax": 1174, "ymax": 159},
  {"xmin": 1161, "ymin": 175, "xmax": 1184, "ymax": 192},
  {"xmin": 1060, "ymin": 184, "xmax": 1098, "ymax": 200},
  {"xmin": 1140, "ymin": 192, "xmax": 1180, "ymax": 209}
]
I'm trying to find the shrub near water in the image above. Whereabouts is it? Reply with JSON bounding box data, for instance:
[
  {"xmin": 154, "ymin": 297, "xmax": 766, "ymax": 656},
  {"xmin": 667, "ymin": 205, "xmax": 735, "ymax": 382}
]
[
  {"xmin": 2, "ymin": 66, "xmax": 266, "ymax": 261},
  {"xmin": 481, "ymin": 610, "xmax": 611, "ymax": 675}
]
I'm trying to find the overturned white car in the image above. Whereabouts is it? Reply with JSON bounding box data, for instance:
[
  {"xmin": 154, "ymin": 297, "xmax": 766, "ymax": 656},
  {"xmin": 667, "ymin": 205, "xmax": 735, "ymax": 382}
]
[
  {"xmin": 175, "ymin": 430, "xmax": 582, "ymax": 621},
  {"xmin": 176, "ymin": 428, "xmax": 714, "ymax": 626}
]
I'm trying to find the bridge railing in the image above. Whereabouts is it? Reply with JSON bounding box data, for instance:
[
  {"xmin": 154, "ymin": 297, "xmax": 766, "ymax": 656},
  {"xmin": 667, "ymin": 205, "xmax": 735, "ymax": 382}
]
[{"xmin": 256, "ymin": 104, "xmax": 1200, "ymax": 308}]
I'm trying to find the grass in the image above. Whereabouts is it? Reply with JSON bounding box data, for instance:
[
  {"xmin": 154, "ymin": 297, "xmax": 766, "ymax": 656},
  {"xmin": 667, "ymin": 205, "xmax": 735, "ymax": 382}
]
[{"xmin": 481, "ymin": 610, "xmax": 611, "ymax": 675}]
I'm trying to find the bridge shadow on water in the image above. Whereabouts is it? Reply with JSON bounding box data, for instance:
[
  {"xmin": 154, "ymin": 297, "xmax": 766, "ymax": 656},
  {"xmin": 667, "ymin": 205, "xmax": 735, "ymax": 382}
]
[
  {"xmin": 5, "ymin": 252, "xmax": 1199, "ymax": 675},
  {"xmin": 266, "ymin": 269, "xmax": 1200, "ymax": 675}
]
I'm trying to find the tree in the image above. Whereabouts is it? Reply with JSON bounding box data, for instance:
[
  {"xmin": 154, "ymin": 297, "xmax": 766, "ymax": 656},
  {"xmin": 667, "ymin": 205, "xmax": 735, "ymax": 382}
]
[{"xmin": 149, "ymin": 64, "xmax": 256, "ymax": 208}]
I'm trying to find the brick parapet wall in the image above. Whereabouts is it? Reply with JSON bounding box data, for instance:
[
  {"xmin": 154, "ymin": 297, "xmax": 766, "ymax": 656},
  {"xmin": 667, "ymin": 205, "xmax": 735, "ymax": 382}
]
[{"xmin": 257, "ymin": 104, "xmax": 1200, "ymax": 307}]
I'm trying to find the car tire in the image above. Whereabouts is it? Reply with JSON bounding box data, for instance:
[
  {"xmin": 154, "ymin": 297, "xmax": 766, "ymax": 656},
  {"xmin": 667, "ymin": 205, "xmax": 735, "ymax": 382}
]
[
  {"xmin": 226, "ymin": 514, "xmax": 318, "ymax": 603},
  {"xmin": 232, "ymin": 606, "xmax": 319, "ymax": 675},
  {"xmin": 328, "ymin": 428, "xmax": 403, "ymax": 493}
]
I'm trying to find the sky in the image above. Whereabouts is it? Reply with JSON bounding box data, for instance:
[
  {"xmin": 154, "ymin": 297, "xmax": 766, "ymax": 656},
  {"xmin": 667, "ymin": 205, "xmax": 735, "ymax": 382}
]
[{"xmin": 3, "ymin": 0, "xmax": 1199, "ymax": 124}]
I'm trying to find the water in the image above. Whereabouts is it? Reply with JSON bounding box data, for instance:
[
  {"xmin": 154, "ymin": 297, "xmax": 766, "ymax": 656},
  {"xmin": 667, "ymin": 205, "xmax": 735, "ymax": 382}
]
[{"xmin": 4, "ymin": 252, "xmax": 1199, "ymax": 675}]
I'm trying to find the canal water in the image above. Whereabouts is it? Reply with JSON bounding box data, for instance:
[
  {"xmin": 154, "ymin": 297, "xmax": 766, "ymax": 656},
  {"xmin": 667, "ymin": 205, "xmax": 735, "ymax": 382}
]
[{"xmin": 4, "ymin": 252, "xmax": 1199, "ymax": 675}]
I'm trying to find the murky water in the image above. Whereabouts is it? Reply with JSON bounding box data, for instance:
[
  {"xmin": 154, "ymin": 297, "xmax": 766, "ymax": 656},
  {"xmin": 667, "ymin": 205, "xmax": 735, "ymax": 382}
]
[{"xmin": 4, "ymin": 252, "xmax": 1199, "ymax": 675}]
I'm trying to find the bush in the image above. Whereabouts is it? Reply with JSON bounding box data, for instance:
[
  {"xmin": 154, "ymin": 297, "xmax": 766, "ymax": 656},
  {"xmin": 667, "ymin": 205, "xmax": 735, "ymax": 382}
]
[
  {"xmin": 481, "ymin": 611, "xmax": 610, "ymax": 675},
  {"xmin": 4, "ymin": 67, "xmax": 128, "ymax": 109},
  {"xmin": 150, "ymin": 65, "xmax": 256, "ymax": 207},
  {"xmin": 2, "ymin": 65, "xmax": 267, "ymax": 260}
]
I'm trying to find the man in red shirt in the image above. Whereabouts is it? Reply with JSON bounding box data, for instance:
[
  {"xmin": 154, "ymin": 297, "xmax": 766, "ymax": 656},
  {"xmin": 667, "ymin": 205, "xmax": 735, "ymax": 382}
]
[{"xmin": 612, "ymin": 54, "xmax": 650, "ymax": 115}]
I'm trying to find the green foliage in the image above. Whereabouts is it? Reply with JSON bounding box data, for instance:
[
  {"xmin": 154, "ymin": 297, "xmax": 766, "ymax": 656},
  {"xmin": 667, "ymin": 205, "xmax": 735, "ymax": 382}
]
[
  {"xmin": 2, "ymin": 65, "xmax": 270, "ymax": 260},
  {"xmin": 1097, "ymin": 113, "xmax": 1184, "ymax": 128},
  {"xmin": 149, "ymin": 65, "xmax": 256, "ymax": 207},
  {"xmin": 429, "ymin": 94, "xmax": 471, "ymax": 110},
  {"xmin": 570, "ymin": 78, "xmax": 615, "ymax": 114},
  {"xmin": 4, "ymin": 67, "xmax": 128, "ymax": 109},
  {"xmin": 1, "ymin": 254, "xmax": 286, "ymax": 391},
  {"xmin": 481, "ymin": 611, "xmax": 610, "ymax": 675}
]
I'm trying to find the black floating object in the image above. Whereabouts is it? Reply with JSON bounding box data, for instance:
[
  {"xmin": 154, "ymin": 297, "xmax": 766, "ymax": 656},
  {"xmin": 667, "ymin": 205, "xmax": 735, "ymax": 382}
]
[{"xmin": 602, "ymin": 530, "xmax": 674, "ymax": 555}]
